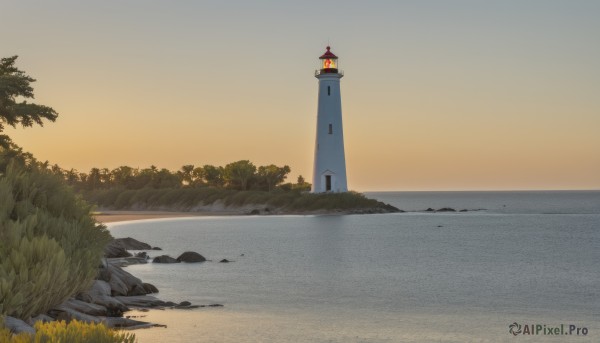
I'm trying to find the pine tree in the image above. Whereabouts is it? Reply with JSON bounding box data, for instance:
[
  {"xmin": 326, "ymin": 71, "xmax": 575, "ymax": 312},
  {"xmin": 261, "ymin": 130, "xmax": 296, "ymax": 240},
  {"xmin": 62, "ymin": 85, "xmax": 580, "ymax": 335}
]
[{"xmin": 0, "ymin": 56, "xmax": 58, "ymax": 147}]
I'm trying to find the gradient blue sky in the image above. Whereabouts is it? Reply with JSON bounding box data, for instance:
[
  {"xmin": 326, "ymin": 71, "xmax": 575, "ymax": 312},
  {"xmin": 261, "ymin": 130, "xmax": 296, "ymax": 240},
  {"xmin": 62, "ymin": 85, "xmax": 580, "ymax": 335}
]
[{"xmin": 2, "ymin": 1, "xmax": 599, "ymax": 190}]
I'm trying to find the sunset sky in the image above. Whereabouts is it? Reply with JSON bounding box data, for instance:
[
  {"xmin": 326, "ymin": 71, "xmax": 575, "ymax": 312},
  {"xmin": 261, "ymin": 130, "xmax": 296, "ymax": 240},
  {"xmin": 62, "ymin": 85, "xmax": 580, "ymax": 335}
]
[{"xmin": 2, "ymin": 1, "xmax": 599, "ymax": 191}]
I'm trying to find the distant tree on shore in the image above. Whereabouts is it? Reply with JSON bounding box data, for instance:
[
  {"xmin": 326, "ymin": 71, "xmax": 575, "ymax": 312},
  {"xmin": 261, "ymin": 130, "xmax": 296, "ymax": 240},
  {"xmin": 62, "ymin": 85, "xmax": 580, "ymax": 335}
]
[
  {"xmin": 224, "ymin": 160, "xmax": 257, "ymax": 191},
  {"xmin": 203, "ymin": 165, "xmax": 225, "ymax": 187},
  {"xmin": 178, "ymin": 165, "xmax": 196, "ymax": 186},
  {"xmin": 54, "ymin": 160, "xmax": 303, "ymax": 193},
  {"xmin": 257, "ymin": 164, "xmax": 291, "ymax": 191},
  {"xmin": 294, "ymin": 175, "xmax": 311, "ymax": 191},
  {"xmin": 0, "ymin": 56, "xmax": 58, "ymax": 147}
]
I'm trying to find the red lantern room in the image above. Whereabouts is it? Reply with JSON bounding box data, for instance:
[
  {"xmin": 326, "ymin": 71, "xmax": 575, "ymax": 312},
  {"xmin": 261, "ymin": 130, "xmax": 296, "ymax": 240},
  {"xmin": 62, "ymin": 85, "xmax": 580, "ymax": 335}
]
[{"xmin": 317, "ymin": 46, "xmax": 339, "ymax": 74}]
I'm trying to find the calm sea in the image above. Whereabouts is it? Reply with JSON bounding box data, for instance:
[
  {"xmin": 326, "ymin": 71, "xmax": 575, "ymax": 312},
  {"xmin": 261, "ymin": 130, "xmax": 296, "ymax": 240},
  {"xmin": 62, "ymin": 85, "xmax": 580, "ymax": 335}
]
[{"xmin": 108, "ymin": 191, "xmax": 600, "ymax": 342}]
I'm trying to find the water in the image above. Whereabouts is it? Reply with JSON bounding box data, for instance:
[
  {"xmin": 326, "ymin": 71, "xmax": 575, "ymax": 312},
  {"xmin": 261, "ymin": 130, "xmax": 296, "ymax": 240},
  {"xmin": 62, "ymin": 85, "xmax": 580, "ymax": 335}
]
[{"xmin": 108, "ymin": 191, "xmax": 600, "ymax": 342}]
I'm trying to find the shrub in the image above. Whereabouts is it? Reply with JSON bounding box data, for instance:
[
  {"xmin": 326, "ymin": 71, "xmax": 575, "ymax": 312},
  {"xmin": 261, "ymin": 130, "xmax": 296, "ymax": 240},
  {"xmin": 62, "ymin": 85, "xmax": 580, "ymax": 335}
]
[
  {"xmin": 0, "ymin": 320, "xmax": 136, "ymax": 343},
  {"xmin": 0, "ymin": 157, "xmax": 112, "ymax": 319}
]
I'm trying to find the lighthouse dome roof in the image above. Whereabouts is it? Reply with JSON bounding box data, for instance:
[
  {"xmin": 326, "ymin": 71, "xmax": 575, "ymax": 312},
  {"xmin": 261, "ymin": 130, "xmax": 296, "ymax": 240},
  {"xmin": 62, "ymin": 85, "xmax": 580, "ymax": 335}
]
[{"xmin": 319, "ymin": 46, "xmax": 338, "ymax": 59}]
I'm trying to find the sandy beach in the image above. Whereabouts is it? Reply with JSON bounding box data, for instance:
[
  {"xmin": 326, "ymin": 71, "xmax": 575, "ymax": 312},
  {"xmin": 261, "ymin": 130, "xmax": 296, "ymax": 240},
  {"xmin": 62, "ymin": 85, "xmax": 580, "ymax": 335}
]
[{"xmin": 93, "ymin": 210, "xmax": 239, "ymax": 223}]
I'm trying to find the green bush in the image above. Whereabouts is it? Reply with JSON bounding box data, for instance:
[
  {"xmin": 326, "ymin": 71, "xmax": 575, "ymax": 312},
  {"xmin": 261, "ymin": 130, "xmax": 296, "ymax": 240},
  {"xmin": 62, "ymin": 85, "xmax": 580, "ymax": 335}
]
[{"xmin": 0, "ymin": 158, "xmax": 112, "ymax": 319}]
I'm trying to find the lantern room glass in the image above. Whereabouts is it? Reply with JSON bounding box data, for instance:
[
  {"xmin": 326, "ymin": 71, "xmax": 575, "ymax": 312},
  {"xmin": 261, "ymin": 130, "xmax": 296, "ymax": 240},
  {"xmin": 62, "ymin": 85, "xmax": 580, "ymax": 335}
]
[{"xmin": 322, "ymin": 58, "xmax": 337, "ymax": 70}]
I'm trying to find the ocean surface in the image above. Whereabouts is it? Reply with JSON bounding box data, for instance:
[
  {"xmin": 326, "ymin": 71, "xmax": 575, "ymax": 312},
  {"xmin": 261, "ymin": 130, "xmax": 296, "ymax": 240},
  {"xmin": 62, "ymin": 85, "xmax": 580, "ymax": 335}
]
[{"xmin": 107, "ymin": 191, "xmax": 600, "ymax": 342}]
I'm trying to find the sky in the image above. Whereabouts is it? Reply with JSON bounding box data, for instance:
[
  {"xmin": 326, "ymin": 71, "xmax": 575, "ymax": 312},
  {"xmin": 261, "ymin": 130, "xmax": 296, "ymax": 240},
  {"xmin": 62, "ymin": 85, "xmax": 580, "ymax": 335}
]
[{"xmin": 2, "ymin": 1, "xmax": 599, "ymax": 191}]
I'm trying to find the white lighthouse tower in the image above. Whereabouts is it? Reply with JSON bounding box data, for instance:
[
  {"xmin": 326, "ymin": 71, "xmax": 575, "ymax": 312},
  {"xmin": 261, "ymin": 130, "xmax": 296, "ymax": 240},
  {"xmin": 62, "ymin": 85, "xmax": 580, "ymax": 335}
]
[{"xmin": 312, "ymin": 46, "xmax": 348, "ymax": 193}]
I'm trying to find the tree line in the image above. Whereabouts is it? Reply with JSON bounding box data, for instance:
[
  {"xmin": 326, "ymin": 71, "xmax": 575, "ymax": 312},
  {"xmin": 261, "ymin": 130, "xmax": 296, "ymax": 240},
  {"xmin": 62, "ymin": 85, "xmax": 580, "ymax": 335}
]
[{"xmin": 51, "ymin": 160, "xmax": 311, "ymax": 192}]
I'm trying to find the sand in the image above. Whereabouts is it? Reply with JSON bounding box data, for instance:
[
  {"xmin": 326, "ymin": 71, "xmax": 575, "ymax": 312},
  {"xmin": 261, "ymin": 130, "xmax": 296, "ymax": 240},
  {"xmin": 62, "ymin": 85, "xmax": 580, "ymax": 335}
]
[{"xmin": 93, "ymin": 210, "xmax": 240, "ymax": 223}]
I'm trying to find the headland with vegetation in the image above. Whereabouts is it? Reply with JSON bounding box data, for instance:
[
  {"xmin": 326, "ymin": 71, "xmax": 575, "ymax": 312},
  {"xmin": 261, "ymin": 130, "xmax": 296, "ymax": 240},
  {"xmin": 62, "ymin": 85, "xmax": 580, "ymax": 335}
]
[{"xmin": 57, "ymin": 161, "xmax": 400, "ymax": 215}]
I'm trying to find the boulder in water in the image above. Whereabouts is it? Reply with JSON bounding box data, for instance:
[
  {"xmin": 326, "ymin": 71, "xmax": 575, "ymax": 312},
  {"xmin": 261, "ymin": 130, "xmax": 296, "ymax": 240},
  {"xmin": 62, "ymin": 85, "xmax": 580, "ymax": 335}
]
[
  {"xmin": 114, "ymin": 237, "xmax": 152, "ymax": 250},
  {"xmin": 176, "ymin": 251, "xmax": 206, "ymax": 263},
  {"xmin": 135, "ymin": 251, "xmax": 147, "ymax": 258},
  {"xmin": 143, "ymin": 283, "xmax": 159, "ymax": 294},
  {"xmin": 153, "ymin": 255, "xmax": 180, "ymax": 263}
]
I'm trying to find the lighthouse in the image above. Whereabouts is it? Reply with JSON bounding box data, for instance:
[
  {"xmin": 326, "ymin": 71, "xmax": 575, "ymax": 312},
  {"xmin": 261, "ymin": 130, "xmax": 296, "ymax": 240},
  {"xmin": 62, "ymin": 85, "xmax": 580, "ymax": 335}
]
[{"xmin": 312, "ymin": 46, "xmax": 348, "ymax": 193}]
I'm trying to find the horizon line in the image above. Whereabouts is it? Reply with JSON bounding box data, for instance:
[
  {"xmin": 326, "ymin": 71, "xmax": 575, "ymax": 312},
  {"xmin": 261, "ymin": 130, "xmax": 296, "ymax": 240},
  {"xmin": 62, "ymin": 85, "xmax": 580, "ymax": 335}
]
[{"xmin": 359, "ymin": 189, "xmax": 600, "ymax": 193}]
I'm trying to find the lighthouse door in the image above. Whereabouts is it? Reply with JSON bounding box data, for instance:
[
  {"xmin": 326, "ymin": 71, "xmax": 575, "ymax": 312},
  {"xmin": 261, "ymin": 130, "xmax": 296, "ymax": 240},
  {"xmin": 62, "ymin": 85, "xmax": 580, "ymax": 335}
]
[{"xmin": 325, "ymin": 175, "xmax": 332, "ymax": 191}]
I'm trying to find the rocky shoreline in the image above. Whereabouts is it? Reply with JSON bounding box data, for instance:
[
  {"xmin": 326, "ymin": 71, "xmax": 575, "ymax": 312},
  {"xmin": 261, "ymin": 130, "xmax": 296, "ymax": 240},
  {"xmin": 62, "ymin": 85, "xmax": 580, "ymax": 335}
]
[{"xmin": 3, "ymin": 237, "xmax": 220, "ymax": 335}]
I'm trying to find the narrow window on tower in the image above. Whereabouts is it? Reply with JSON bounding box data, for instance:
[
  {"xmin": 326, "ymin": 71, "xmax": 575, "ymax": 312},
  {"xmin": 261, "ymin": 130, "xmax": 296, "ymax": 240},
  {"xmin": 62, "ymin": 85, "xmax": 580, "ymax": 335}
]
[
  {"xmin": 328, "ymin": 124, "xmax": 333, "ymax": 134},
  {"xmin": 328, "ymin": 86, "xmax": 331, "ymax": 96}
]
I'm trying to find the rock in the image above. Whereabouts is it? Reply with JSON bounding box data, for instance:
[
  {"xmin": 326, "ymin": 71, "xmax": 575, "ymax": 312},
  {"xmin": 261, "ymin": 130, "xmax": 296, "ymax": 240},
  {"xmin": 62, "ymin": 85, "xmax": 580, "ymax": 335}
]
[
  {"xmin": 104, "ymin": 242, "xmax": 132, "ymax": 258},
  {"xmin": 114, "ymin": 237, "xmax": 152, "ymax": 250},
  {"xmin": 175, "ymin": 305, "xmax": 202, "ymax": 309},
  {"xmin": 105, "ymin": 262, "xmax": 146, "ymax": 296},
  {"xmin": 179, "ymin": 301, "xmax": 191, "ymax": 306},
  {"xmin": 153, "ymin": 255, "xmax": 180, "ymax": 263},
  {"xmin": 437, "ymin": 225, "xmax": 443, "ymax": 228},
  {"xmin": 249, "ymin": 209, "xmax": 260, "ymax": 215},
  {"xmin": 425, "ymin": 208, "xmax": 435, "ymax": 212},
  {"xmin": 384, "ymin": 203, "xmax": 403, "ymax": 212},
  {"xmin": 90, "ymin": 280, "xmax": 113, "ymax": 297},
  {"xmin": 75, "ymin": 292, "xmax": 93, "ymax": 303},
  {"xmin": 105, "ymin": 302, "xmax": 129, "ymax": 317},
  {"xmin": 78, "ymin": 280, "xmax": 129, "ymax": 315},
  {"xmin": 436, "ymin": 207, "xmax": 456, "ymax": 212},
  {"xmin": 58, "ymin": 298, "xmax": 108, "ymax": 316},
  {"xmin": 176, "ymin": 251, "xmax": 206, "ymax": 263},
  {"xmin": 134, "ymin": 252, "xmax": 147, "ymax": 258},
  {"xmin": 104, "ymin": 237, "xmax": 153, "ymax": 258},
  {"xmin": 97, "ymin": 267, "xmax": 112, "ymax": 282},
  {"xmin": 459, "ymin": 209, "xmax": 468, "ymax": 212},
  {"xmin": 4, "ymin": 316, "xmax": 36, "ymax": 335},
  {"xmin": 208, "ymin": 304, "xmax": 224, "ymax": 307},
  {"xmin": 107, "ymin": 257, "xmax": 148, "ymax": 266},
  {"xmin": 50, "ymin": 306, "xmax": 102, "ymax": 324},
  {"xmin": 219, "ymin": 259, "xmax": 231, "ymax": 263},
  {"xmin": 114, "ymin": 295, "xmax": 167, "ymax": 308},
  {"xmin": 128, "ymin": 284, "xmax": 148, "ymax": 296},
  {"xmin": 107, "ymin": 270, "xmax": 129, "ymax": 296},
  {"xmin": 142, "ymin": 283, "xmax": 159, "ymax": 294},
  {"xmin": 102, "ymin": 317, "xmax": 151, "ymax": 329},
  {"xmin": 151, "ymin": 247, "xmax": 162, "ymax": 250}
]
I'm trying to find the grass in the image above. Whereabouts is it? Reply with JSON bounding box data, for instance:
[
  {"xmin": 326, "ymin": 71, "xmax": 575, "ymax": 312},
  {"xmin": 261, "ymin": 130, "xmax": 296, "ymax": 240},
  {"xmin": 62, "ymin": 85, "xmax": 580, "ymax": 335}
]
[{"xmin": 82, "ymin": 188, "xmax": 399, "ymax": 213}]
